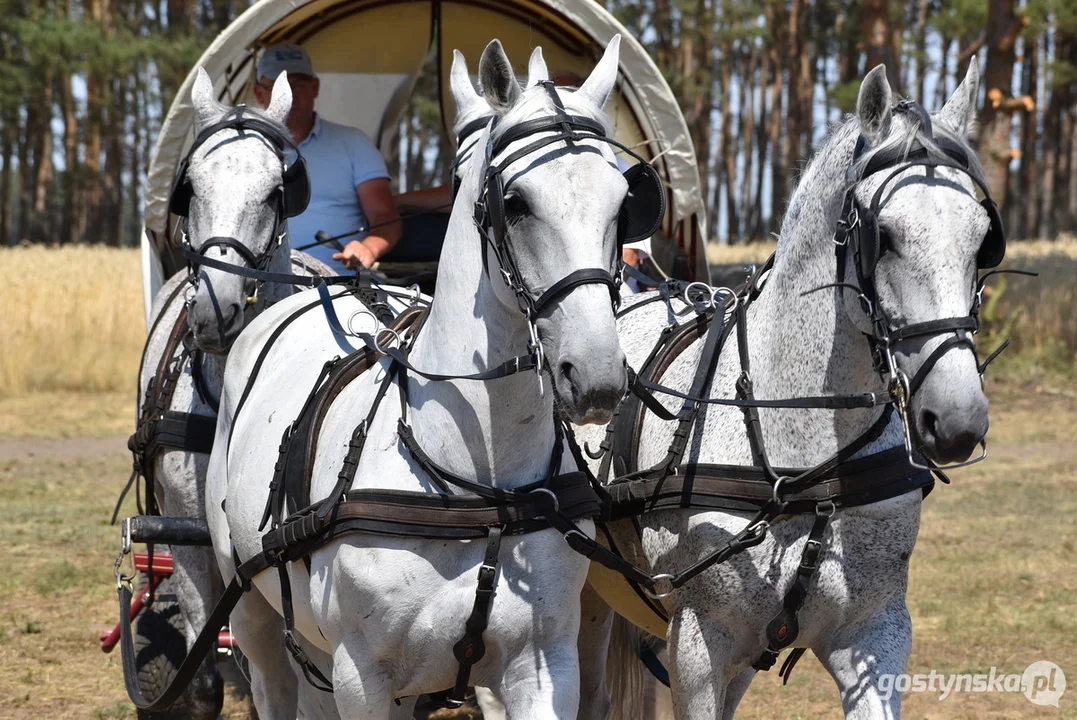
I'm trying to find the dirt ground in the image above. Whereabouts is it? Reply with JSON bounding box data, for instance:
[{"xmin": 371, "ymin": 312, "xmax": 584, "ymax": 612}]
[{"xmin": 0, "ymin": 379, "xmax": 1073, "ymax": 719}]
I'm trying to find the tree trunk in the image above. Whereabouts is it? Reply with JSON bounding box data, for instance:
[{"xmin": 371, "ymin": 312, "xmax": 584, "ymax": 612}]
[
  {"xmin": 862, "ymin": 0, "xmax": 900, "ymax": 91},
  {"xmin": 104, "ymin": 78, "xmax": 125, "ymax": 246},
  {"xmin": 654, "ymin": 0, "xmax": 674, "ymax": 73},
  {"xmin": 129, "ymin": 69, "xmax": 143, "ymax": 247},
  {"xmin": 1017, "ymin": 33, "xmax": 1039, "ymax": 239},
  {"xmin": 936, "ymin": 35, "xmax": 951, "ymax": 109},
  {"xmin": 721, "ymin": 36, "xmax": 738, "ymax": 242},
  {"xmin": 741, "ymin": 44, "xmax": 758, "ymax": 242},
  {"xmin": 59, "ymin": 73, "xmax": 79, "ymax": 246},
  {"xmin": 17, "ymin": 110, "xmax": 35, "ymax": 244},
  {"xmin": 752, "ymin": 31, "xmax": 769, "ymax": 240},
  {"xmin": 82, "ymin": 0, "xmax": 110, "ymax": 244},
  {"xmin": 915, "ymin": 0, "xmax": 929, "ymax": 103},
  {"xmin": 767, "ymin": 1, "xmax": 786, "ymax": 232},
  {"xmin": 977, "ymin": 0, "xmax": 1022, "ymax": 208},
  {"xmin": 783, "ymin": 0, "xmax": 812, "ymax": 196},
  {"xmin": 30, "ymin": 75, "xmax": 54, "ymax": 244}
]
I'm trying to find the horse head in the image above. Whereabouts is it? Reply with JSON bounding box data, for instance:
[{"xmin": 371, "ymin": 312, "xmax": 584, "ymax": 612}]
[
  {"xmin": 841, "ymin": 60, "xmax": 994, "ymax": 464},
  {"xmin": 178, "ymin": 68, "xmax": 301, "ymax": 353},
  {"xmin": 465, "ymin": 37, "xmax": 643, "ymax": 424}
]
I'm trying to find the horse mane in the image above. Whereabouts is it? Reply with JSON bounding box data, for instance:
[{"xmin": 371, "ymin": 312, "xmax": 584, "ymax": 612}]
[{"xmin": 490, "ymin": 84, "xmax": 613, "ymax": 145}]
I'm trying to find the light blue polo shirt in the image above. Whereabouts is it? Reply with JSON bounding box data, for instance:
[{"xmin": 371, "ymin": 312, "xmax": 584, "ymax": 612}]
[{"xmin": 286, "ymin": 114, "xmax": 389, "ymax": 273}]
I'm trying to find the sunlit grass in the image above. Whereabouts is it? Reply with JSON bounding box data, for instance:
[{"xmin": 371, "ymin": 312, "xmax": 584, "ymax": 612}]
[{"xmin": 0, "ymin": 246, "xmax": 145, "ymax": 397}]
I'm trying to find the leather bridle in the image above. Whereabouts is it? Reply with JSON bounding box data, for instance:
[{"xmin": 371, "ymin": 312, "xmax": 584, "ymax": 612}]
[{"xmin": 831, "ymin": 100, "xmax": 1015, "ymax": 471}]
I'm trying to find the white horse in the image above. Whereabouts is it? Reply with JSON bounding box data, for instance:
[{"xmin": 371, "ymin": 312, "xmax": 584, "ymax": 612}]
[
  {"xmin": 129, "ymin": 67, "xmax": 339, "ymax": 718},
  {"xmin": 577, "ymin": 60, "xmax": 998, "ymax": 719},
  {"xmin": 206, "ymin": 37, "xmax": 634, "ymax": 719}
]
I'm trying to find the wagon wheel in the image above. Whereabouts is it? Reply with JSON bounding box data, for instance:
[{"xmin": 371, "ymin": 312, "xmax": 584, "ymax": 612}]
[{"xmin": 132, "ymin": 577, "xmax": 196, "ymax": 720}]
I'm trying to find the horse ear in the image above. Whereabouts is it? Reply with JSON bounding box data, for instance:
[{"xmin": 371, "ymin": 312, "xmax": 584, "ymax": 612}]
[
  {"xmin": 191, "ymin": 67, "xmax": 225, "ymax": 129},
  {"xmin": 525, "ymin": 46, "xmax": 549, "ymax": 89},
  {"xmin": 450, "ymin": 50, "xmax": 485, "ymax": 118},
  {"xmin": 479, "ymin": 39, "xmax": 522, "ymax": 113},
  {"xmin": 857, "ymin": 64, "xmax": 893, "ymax": 142},
  {"xmin": 264, "ymin": 71, "xmax": 293, "ymax": 126},
  {"xmin": 576, "ymin": 35, "xmax": 621, "ymax": 109},
  {"xmin": 937, "ymin": 56, "xmax": 979, "ymax": 137}
]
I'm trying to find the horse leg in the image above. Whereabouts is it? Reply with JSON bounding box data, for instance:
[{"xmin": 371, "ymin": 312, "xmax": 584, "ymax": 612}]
[
  {"xmin": 330, "ymin": 633, "xmax": 395, "ymax": 720},
  {"xmin": 475, "ymin": 687, "xmax": 509, "ymax": 720},
  {"xmin": 666, "ymin": 611, "xmax": 741, "ymax": 719},
  {"xmin": 228, "ymin": 587, "xmax": 299, "ymax": 720},
  {"xmin": 158, "ymin": 459, "xmax": 225, "ymax": 719},
  {"xmin": 814, "ymin": 595, "xmax": 912, "ymax": 720},
  {"xmin": 720, "ymin": 668, "xmax": 756, "ymax": 720},
  {"xmin": 577, "ymin": 584, "xmax": 614, "ymax": 720},
  {"xmin": 168, "ymin": 543, "xmax": 226, "ymax": 718},
  {"xmin": 495, "ymin": 640, "xmax": 580, "ymax": 720}
]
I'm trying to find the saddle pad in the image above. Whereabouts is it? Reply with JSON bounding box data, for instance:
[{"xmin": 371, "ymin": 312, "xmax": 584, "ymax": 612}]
[{"xmin": 586, "ymin": 526, "xmax": 669, "ymax": 640}]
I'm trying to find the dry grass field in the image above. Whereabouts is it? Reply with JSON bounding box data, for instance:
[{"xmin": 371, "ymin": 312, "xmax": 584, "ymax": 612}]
[{"xmin": 0, "ymin": 245, "xmax": 1073, "ymax": 718}]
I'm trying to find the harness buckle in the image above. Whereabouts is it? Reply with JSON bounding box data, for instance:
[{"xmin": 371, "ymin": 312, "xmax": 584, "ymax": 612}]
[{"xmin": 114, "ymin": 518, "xmax": 135, "ymax": 591}]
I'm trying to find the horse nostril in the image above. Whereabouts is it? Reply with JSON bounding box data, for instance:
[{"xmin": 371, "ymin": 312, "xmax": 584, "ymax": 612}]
[{"xmin": 921, "ymin": 410, "xmax": 940, "ymax": 443}]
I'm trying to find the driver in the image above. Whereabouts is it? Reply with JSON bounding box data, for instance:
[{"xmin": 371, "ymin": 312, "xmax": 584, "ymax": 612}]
[{"xmin": 253, "ymin": 44, "xmax": 401, "ymax": 272}]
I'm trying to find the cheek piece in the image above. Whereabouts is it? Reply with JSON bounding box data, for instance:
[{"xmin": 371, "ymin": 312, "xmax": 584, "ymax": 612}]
[{"xmin": 828, "ymin": 100, "xmax": 1014, "ymax": 471}]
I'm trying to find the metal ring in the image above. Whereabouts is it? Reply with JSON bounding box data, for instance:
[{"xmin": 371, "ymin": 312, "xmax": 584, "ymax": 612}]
[
  {"xmin": 772, "ymin": 476, "xmax": 791, "ymax": 504},
  {"xmin": 643, "ymin": 573, "xmax": 676, "ymax": 600},
  {"xmin": 373, "ymin": 327, "xmax": 402, "ymax": 354},
  {"xmin": 683, "ymin": 281, "xmax": 713, "ymax": 309},
  {"xmin": 529, "ymin": 487, "xmax": 559, "ymax": 514},
  {"xmin": 346, "ymin": 309, "xmax": 378, "ymax": 338}
]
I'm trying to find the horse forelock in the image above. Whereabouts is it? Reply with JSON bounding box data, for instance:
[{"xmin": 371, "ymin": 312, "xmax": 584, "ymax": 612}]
[
  {"xmin": 490, "ymin": 85, "xmax": 612, "ymax": 145},
  {"xmin": 849, "ymin": 109, "xmax": 986, "ymax": 190}
]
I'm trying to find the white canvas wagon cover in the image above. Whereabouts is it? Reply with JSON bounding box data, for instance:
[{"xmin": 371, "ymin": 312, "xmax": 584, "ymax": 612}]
[{"xmin": 141, "ymin": 0, "xmax": 708, "ymax": 314}]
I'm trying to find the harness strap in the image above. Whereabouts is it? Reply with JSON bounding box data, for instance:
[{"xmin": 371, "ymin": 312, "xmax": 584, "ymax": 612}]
[
  {"xmin": 753, "ymin": 501, "xmax": 834, "ymax": 672},
  {"xmin": 117, "ymin": 578, "xmax": 245, "ymax": 710},
  {"xmin": 280, "ymin": 566, "xmax": 334, "ymax": 693},
  {"xmin": 533, "ymin": 267, "xmax": 619, "ymax": 314},
  {"xmin": 447, "ymin": 525, "xmax": 503, "ymax": 707},
  {"xmin": 907, "ymin": 333, "xmax": 974, "ymax": 397}
]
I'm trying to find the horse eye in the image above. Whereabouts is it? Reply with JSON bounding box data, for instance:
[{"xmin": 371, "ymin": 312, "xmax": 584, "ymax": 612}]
[
  {"xmin": 878, "ymin": 227, "xmax": 894, "ymax": 255},
  {"xmin": 504, "ymin": 193, "xmax": 529, "ymax": 220}
]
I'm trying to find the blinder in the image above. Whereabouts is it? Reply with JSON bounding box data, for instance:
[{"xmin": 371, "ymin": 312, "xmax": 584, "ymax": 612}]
[
  {"xmin": 844, "ymin": 129, "xmax": 1006, "ymax": 280},
  {"xmin": 479, "ymin": 89, "xmax": 665, "ymax": 258},
  {"xmin": 168, "ymin": 107, "xmax": 311, "ymax": 220}
]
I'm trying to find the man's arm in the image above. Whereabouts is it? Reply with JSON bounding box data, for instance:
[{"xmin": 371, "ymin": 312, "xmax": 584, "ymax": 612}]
[
  {"xmin": 333, "ymin": 177, "xmax": 402, "ymax": 270},
  {"xmin": 395, "ymin": 185, "xmax": 453, "ymax": 214}
]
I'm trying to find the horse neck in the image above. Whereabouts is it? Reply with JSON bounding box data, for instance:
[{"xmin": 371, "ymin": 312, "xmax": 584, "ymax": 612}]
[
  {"xmin": 715, "ymin": 130, "xmax": 898, "ymax": 464},
  {"xmin": 403, "ymin": 193, "xmax": 557, "ymax": 490}
]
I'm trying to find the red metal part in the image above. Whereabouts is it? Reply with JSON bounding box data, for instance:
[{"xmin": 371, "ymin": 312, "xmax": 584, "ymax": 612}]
[
  {"xmin": 101, "ymin": 551, "xmax": 237, "ymax": 654},
  {"xmin": 134, "ymin": 551, "xmax": 175, "ymax": 575},
  {"xmin": 100, "ymin": 574, "xmax": 163, "ymax": 653}
]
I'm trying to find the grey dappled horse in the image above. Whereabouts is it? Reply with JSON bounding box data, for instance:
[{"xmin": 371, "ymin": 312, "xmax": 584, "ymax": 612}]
[
  {"xmin": 133, "ymin": 68, "xmax": 331, "ymax": 718},
  {"xmin": 575, "ymin": 61, "xmax": 996, "ymax": 720}
]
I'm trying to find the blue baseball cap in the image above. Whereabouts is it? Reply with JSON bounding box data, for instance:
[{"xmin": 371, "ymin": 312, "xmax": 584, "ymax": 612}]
[{"xmin": 257, "ymin": 44, "xmax": 315, "ymax": 82}]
